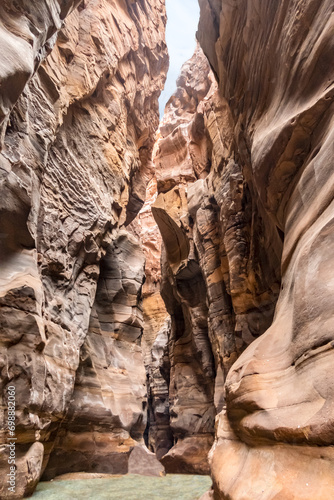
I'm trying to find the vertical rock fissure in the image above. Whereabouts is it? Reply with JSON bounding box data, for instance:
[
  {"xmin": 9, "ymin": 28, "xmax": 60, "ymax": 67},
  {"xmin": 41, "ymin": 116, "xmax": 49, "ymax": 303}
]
[{"xmin": 145, "ymin": 34, "xmax": 283, "ymax": 480}]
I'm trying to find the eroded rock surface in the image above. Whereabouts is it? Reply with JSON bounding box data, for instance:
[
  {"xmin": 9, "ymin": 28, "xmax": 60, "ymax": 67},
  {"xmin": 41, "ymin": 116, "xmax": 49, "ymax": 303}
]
[
  {"xmin": 153, "ymin": 43, "xmax": 282, "ymax": 476},
  {"xmin": 196, "ymin": 0, "xmax": 334, "ymax": 498},
  {"xmin": 44, "ymin": 230, "xmax": 147, "ymax": 478},
  {"xmin": 128, "ymin": 444, "xmax": 165, "ymax": 477},
  {"xmin": 132, "ymin": 174, "xmax": 173, "ymax": 461},
  {"xmin": 0, "ymin": 0, "xmax": 167, "ymax": 496},
  {"xmin": 153, "ymin": 3, "xmax": 334, "ymax": 488},
  {"xmin": 0, "ymin": 0, "xmax": 81, "ymax": 144},
  {"xmin": 2, "ymin": 0, "xmax": 333, "ymax": 496},
  {"xmin": 152, "ymin": 47, "xmax": 215, "ymax": 474}
]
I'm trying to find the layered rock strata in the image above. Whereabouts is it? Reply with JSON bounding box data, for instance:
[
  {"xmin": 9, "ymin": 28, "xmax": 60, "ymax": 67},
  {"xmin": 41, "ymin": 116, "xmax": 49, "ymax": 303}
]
[
  {"xmin": 194, "ymin": 0, "xmax": 334, "ymax": 497},
  {"xmin": 153, "ymin": 29, "xmax": 303, "ymax": 475},
  {"xmin": 0, "ymin": 0, "xmax": 167, "ymax": 497},
  {"xmin": 154, "ymin": 0, "xmax": 334, "ymax": 493},
  {"xmin": 152, "ymin": 46, "xmax": 217, "ymax": 474},
  {"xmin": 43, "ymin": 229, "xmax": 147, "ymax": 478},
  {"xmin": 135, "ymin": 176, "xmax": 173, "ymax": 461},
  {"xmin": 152, "ymin": 44, "xmax": 281, "ymax": 475}
]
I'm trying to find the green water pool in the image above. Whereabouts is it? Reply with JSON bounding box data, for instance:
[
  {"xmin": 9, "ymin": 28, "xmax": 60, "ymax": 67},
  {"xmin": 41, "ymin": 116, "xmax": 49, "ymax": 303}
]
[{"xmin": 32, "ymin": 474, "xmax": 212, "ymax": 499}]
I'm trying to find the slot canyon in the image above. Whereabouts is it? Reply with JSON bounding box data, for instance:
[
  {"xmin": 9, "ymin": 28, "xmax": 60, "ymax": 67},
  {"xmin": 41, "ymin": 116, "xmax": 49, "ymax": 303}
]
[{"xmin": 0, "ymin": 0, "xmax": 334, "ymax": 499}]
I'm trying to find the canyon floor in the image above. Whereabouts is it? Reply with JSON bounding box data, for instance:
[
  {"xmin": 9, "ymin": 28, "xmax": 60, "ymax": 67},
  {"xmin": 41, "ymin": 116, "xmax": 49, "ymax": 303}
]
[{"xmin": 32, "ymin": 474, "xmax": 212, "ymax": 500}]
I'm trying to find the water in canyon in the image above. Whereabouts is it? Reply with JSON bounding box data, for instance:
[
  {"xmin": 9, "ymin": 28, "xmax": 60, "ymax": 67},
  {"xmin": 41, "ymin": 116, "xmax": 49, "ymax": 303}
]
[{"xmin": 32, "ymin": 474, "xmax": 212, "ymax": 499}]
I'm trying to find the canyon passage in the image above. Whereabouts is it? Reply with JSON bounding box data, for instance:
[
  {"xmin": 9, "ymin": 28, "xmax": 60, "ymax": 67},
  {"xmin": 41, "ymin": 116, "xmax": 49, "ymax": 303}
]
[{"xmin": 1, "ymin": 0, "xmax": 334, "ymax": 499}]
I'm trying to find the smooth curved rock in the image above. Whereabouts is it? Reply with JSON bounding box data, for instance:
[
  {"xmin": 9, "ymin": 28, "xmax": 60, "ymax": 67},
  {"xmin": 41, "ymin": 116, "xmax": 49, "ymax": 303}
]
[
  {"xmin": 196, "ymin": 0, "xmax": 334, "ymax": 497},
  {"xmin": 161, "ymin": 436, "xmax": 213, "ymax": 475},
  {"xmin": 128, "ymin": 445, "xmax": 165, "ymax": 477}
]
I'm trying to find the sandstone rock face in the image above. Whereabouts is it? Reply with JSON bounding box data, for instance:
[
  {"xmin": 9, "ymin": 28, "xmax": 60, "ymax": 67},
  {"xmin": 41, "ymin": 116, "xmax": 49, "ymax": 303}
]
[
  {"xmin": 0, "ymin": 0, "xmax": 167, "ymax": 496},
  {"xmin": 132, "ymin": 175, "xmax": 173, "ymax": 461},
  {"xmin": 0, "ymin": 0, "xmax": 81, "ymax": 144},
  {"xmin": 195, "ymin": 0, "xmax": 334, "ymax": 498},
  {"xmin": 151, "ymin": 46, "xmax": 217, "ymax": 474},
  {"xmin": 44, "ymin": 230, "xmax": 147, "ymax": 478},
  {"xmin": 150, "ymin": 0, "xmax": 334, "ymax": 490},
  {"xmin": 128, "ymin": 444, "xmax": 165, "ymax": 477},
  {"xmin": 153, "ymin": 43, "xmax": 284, "ymax": 477},
  {"xmin": 2, "ymin": 0, "xmax": 332, "ymax": 497}
]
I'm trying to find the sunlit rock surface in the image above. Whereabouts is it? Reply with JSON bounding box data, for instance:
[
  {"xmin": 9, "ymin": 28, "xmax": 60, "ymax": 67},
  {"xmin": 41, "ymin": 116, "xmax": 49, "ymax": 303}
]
[{"xmin": 0, "ymin": 0, "xmax": 168, "ymax": 496}]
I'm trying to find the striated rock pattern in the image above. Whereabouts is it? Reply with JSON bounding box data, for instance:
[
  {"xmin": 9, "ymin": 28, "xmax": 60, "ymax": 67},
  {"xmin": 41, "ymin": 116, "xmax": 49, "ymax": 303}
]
[
  {"xmin": 1, "ymin": 0, "xmax": 332, "ymax": 497},
  {"xmin": 0, "ymin": 0, "xmax": 167, "ymax": 497},
  {"xmin": 153, "ymin": 42, "xmax": 284, "ymax": 476},
  {"xmin": 155, "ymin": 17, "xmax": 334, "ymax": 484},
  {"xmin": 152, "ymin": 47, "xmax": 217, "ymax": 475},
  {"xmin": 0, "ymin": 0, "xmax": 82, "ymax": 144},
  {"xmin": 196, "ymin": 0, "xmax": 334, "ymax": 498},
  {"xmin": 44, "ymin": 229, "xmax": 147, "ymax": 478},
  {"xmin": 131, "ymin": 174, "xmax": 173, "ymax": 461},
  {"xmin": 155, "ymin": 0, "xmax": 334, "ymax": 494}
]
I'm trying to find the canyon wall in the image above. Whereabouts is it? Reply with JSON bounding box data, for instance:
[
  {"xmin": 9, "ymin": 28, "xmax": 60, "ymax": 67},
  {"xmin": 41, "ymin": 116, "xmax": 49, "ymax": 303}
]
[
  {"xmin": 152, "ymin": 42, "xmax": 282, "ymax": 476},
  {"xmin": 197, "ymin": 0, "xmax": 334, "ymax": 497},
  {"xmin": 1, "ymin": 0, "xmax": 334, "ymax": 498},
  {"xmin": 152, "ymin": 0, "xmax": 334, "ymax": 498},
  {"xmin": 129, "ymin": 171, "xmax": 172, "ymax": 462},
  {"xmin": 152, "ymin": 46, "xmax": 217, "ymax": 474},
  {"xmin": 136, "ymin": 177, "xmax": 173, "ymax": 462},
  {"xmin": 0, "ymin": 0, "xmax": 167, "ymax": 497}
]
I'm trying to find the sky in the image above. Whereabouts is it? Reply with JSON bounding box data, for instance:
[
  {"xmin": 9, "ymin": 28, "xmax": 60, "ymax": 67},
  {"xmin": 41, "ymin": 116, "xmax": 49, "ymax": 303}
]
[{"xmin": 159, "ymin": 0, "xmax": 200, "ymax": 116}]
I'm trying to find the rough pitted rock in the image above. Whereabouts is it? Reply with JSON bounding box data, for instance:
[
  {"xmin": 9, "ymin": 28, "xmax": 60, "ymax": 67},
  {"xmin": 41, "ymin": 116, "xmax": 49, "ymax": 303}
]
[{"xmin": 0, "ymin": 0, "xmax": 167, "ymax": 496}]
